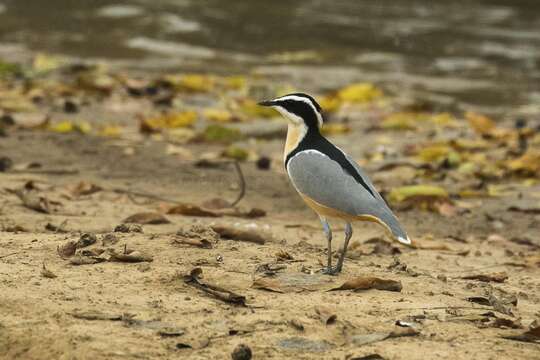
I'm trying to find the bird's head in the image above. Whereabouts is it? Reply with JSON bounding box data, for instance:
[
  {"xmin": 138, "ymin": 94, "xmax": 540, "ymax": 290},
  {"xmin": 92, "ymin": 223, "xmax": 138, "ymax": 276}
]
[{"xmin": 259, "ymin": 93, "xmax": 323, "ymax": 130}]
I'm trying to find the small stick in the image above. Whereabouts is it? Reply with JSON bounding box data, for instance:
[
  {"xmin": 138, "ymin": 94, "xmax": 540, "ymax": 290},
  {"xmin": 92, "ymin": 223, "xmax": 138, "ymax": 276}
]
[
  {"xmin": 230, "ymin": 161, "xmax": 245, "ymax": 207},
  {"xmin": 183, "ymin": 268, "xmax": 246, "ymax": 306},
  {"xmin": 9, "ymin": 169, "xmax": 79, "ymax": 175},
  {"xmin": 0, "ymin": 251, "xmax": 21, "ymax": 259}
]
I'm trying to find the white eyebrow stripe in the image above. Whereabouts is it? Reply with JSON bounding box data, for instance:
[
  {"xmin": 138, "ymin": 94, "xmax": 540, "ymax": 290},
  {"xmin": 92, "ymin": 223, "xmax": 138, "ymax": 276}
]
[{"xmin": 275, "ymin": 95, "xmax": 323, "ymax": 127}]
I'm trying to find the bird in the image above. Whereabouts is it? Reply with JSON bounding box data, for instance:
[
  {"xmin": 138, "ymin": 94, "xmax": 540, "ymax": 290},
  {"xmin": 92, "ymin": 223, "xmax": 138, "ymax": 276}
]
[{"xmin": 258, "ymin": 93, "xmax": 411, "ymax": 274}]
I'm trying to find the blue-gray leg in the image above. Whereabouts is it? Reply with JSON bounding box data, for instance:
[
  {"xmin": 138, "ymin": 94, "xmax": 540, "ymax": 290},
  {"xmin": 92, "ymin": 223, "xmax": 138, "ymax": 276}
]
[
  {"xmin": 320, "ymin": 217, "xmax": 333, "ymax": 272},
  {"xmin": 335, "ymin": 222, "xmax": 353, "ymax": 273}
]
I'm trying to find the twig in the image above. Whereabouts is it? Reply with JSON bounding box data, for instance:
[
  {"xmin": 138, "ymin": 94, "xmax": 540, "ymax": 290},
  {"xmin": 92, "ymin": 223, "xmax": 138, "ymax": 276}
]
[
  {"xmin": 446, "ymin": 263, "xmax": 524, "ymax": 274},
  {"xmin": 0, "ymin": 251, "xmax": 21, "ymax": 259},
  {"xmin": 392, "ymin": 305, "xmax": 511, "ymax": 316},
  {"xmin": 9, "ymin": 169, "xmax": 79, "ymax": 175},
  {"xmin": 111, "ymin": 188, "xmax": 181, "ymax": 204},
  {"xmin": 230, "ymin": 161, "xmax": 245, "ymax": 207},
  {"xmin": 183, "ymin": 268, "xmax": 246, "ymax": 306}
]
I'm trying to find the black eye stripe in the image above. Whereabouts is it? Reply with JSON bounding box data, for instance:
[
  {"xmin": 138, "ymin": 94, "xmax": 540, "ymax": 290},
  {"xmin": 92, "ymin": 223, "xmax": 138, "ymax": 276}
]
[{"xmin": 277, "ymin": 99, "xmax": 319, "ymax": 129}]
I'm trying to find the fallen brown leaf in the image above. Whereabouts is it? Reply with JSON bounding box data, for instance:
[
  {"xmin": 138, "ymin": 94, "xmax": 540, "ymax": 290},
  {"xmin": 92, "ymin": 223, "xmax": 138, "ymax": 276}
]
[
  {"xmin": 330, "ymin": 277, "xmax": 402, "ymax": 292},
  {"xmin": 57, "ymin": 241, "xmax": 77, "ymax": 259},
  {"xmin": 502, "ymin": 326, "xmax": 540, "ymax": 343},
  {"xmin": 211, "ymin": 225, "xmax": 269, "ymax": 245},
  {"xmin": 109, "ymin": 249, "xmax": 153, "ymax": 263},
  {"xmin": 461, "ymin": 272, "xmax": 508, "ymax": 283},
  {"xmin": 41, "ymin": 263, "xmax": 57, "ymax": 279},
  {"xmin": 69, "ymin": 255, "xmax": 105, "ymax": 265},
  {"xmin": 173, "ymin": 237, "xmax": 213, "ymax": 249},
  {"xmin": 251, "ymin": 278, "xmax": 285, "ymax": 293},
  {"xmin": 276, "ymin": 249, "xmax": 294, "ymax": 261},
  {"xmin": 15, "ymin": 189, "xmax": 51, "ymax": 213},
  {"xmin": 122, "ymin": 212, "xmax": 171, "ymax": 224},
  {"xmin": 69, "ymin": 181, "xmax": 102, "ymax": 197},
  {"xmin": 349, "ymin": 326, "xmax": 419, "ymax": 346},
  {"xmin": 70, "ymin": 311, "xmax": 126, "ymax": 321},
  {"xmin": 167, "ymin": 203, "xmax": 220, "ymax": 217},
  {"xmin": 315, "ymin": 306, "xmax": 337, "ymax": 325}
]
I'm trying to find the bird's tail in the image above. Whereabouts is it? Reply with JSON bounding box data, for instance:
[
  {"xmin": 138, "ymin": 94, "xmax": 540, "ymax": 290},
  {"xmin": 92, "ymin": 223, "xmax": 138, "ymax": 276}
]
[{"xmin": 371, "ymin": 209, "xmax": 412, "ymax": 246}]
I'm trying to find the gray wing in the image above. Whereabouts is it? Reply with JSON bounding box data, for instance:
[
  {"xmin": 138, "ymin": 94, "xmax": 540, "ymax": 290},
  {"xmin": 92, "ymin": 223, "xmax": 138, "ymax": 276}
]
[{"xmin": 287, "ymin": 150, "xmax": 409, "ymax": 243}]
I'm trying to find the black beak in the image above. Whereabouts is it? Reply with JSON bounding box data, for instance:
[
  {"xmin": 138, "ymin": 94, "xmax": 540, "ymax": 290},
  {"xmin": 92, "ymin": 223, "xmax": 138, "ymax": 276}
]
[{"xmin": 258, "ymin": 100, "xmax": 276, "ymax": 107}]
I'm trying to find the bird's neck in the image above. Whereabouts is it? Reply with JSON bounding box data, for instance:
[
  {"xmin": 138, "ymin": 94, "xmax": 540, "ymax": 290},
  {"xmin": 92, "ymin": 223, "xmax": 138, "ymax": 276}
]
[{"xmin": 284, "ymin": 122, "xmax": 320, "ymax": 162}]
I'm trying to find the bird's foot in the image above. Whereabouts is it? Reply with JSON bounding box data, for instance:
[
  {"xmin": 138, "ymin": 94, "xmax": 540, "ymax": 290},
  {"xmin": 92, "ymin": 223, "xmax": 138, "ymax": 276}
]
[{"xmin": 320, "ymin": 266, "xmax": 341, "ymax": 276}]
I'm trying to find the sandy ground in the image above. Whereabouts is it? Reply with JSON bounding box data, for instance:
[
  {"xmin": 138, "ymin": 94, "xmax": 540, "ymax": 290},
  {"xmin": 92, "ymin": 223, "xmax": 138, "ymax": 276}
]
[{"xmin": 1, "ymin": 126, "xmax": 539, "ymax": 359}]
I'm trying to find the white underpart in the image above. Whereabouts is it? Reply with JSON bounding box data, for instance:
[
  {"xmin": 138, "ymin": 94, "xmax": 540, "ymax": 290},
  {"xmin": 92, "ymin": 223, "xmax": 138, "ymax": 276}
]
[{"xmin": 273, "ymin": 95, "xmax": 323, "ymax": 127}]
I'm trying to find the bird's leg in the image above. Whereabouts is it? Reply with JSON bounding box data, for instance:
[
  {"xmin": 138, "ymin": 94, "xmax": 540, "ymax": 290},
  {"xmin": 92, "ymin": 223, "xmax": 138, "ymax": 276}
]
[
  {"xmin": 319, "ymin": 217, "xmax": 333, "ymax": 273},
  {"xmin": 335, "ymin": 222, "xmax": 353, "ymax": 273}
]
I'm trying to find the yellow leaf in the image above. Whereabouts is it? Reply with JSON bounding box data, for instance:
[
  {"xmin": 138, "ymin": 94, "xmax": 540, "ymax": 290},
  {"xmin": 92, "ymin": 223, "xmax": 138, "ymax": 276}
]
[
  {"xmin": 505, "ymin": 150, "xmax": 540, "ymax": 175},
  {"xmin": 321, "ymin": 123, "xmax": 350, "ymax": 135},
  {"xmin": 381, "ymin": 112, "xmax": 424, "ymax": 130},
  {"xmin": 465, "ymin": 111, "xmax": 496, "ymax": 136},
  {"xmin": 33, "ymin": 53, "xmax": 64, "ymax": 73},
  {"xmin": 74, "ymin": 121, "xmax": 92, "ymax": 134},
  {"xmin": 49, "ymin": 121, "xmax": 74, "ymax": 133},
  {"xmin": 200, "ymin": 124, "xmax": 244, "ymax": 143},
  {"xmin": 168, "ymin": 128, "xmax": 196, "ymax": 144},
  {"xmin": 239, "ymin": 99, "xmax": 277, "ymax": 118},
  {"xmin": 389, "ymin": 185, "xmax": 449, "ymax": 203},
  {"xmin": 99, "ymin": 125, "xmax": 122, "ymax": 137},
  {"xmin": 337, "ymin": 83, "xmax": 383, "ymax": 103},
  {"xmin": 430, "ymin": 112, "xmax": 458, "ymax": 126},
  {"xmin": 0, "ymin": 92, "xmax": 36, "ymax": 112},
  {"xmin": 204, "ymin": 108, "xmax": 234, "ymax": 123},
  {"xmin": 318, "ymin": 95, "xmax": 341, "ymax": 113},
  {"xmin": 417, "ymin": 144, "xmax": 451, "ymax": 162},
  {"xmin": 222, "ymin": 145, "xmax": 249, "ymax": 161},
  {"xmin": 141, "ymin": 111, "xmax": 197, "ymax": 132},
  {"xmin": 222, "ymin": 76, "xmax": 246, "ymax": 90},
  {"xmin": 179, "ymin": 74, "xmax": 214, "ymax": 92}
]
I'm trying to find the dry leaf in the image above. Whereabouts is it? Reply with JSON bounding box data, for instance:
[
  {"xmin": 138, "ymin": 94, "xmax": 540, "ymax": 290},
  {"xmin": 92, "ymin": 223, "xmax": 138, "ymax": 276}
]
[
  {"xmin": 330, "ymin": 277, "xmax": 402, "ymax": 292},
  {"xmin": 69, "ymin": 181, "xmax": 102, "ymax": 197},
  {"xmin": 57, "ymin": 241, "xmax": 77, "ymax": 259},
  {"xmin": 109, "ymin": 249, "xmax": 153, "ymax": 263},
  {"xmin": 70, "ymin": 311, "xmax": 125, "ymax": 321},
  {"xmin": 15, "ymin": 189, "xmax": 51, "ymax": 213},
  {"xmin": 140, "ymin": 111, "xmax": 197, "ymax": 133},
  {"xmin": 502, "ymin": 326, "xmax": 540, "ymax": 343},
  {"xmin": 315, "ymin": 306, "xmax": 337, "ymax": 325},
  {"xmin": 338, "ymin": 83, "xmax": 383, "ymax": 103},
  {"xmin": 122, "ymin": 212, "xmax": 171, "ymax": 224},
  {"xmin": 349, "ymin": 326, "xmax": 419, "ymax": 346},
  {"xmin": 461, "ymin": 272, "xmax": 508, "ymax": 283},
  {"xmin": 276, "ymin": 249, "xmax": 294, "ymax": 261},
  {"xmin": 69, "ymin": 255, "xmax": 105, "ymax": 265},
  {"xmin": 167, "ymin": 203, "xmax": 220, "ymax": 217},
  {"xmin": 388, "ymin": 185, "xmax": 449, "ymax": 203},
  {"xmin": 204, "ymin": 108, "xmax": 234, "ymax": 123},
  {"xmin": 174, "ymin": 237, "xmax": 213, "ymax": 249},
  {"xmin": 252, "ymin": 278, "xmax": 285, "ymax": 293},
  {"xmin": 466, "ymin": 111, "xmax": 496, "ymax": 136},
  {"xmin": 211, "ymin": 225, "xmax": 269, "ymax": 244},
  {"xmin": 41, "ymin": 263, "xmax": 57, "ymax": 278}
]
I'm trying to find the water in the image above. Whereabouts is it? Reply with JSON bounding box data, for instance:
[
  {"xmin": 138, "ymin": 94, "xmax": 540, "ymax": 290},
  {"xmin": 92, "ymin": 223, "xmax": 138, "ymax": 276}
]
[{"xmin": 0, "ymin": 0, "xmax": 539, "ymax": 114}]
